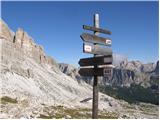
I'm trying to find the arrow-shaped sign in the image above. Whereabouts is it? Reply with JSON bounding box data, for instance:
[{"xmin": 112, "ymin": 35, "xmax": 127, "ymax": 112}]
[
  {"xmin": 79, "ymin": 67, "xmax": 112, "ymax": 76},
  {"xmin": 83, "ymin": 25, "xmax": 111, "ymax": 35},
  {"xmin": 79, "ymin": 55, "xmax": 112, "ymax": 66},
  {"xmin": 79, "ymin": 68, "xmax": 103, "ymax": 76},
  {"xmin": 83, "ymin": 43, "xmax": 112, "ymax": 56},
  {"xmin": 81, "ymin": 33, "xmax": 111, "ymax": 46}
]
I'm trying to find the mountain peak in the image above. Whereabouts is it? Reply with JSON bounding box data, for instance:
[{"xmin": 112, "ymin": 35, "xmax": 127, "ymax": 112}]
[
  {"xmin": 1, "ymin": 20, "xmax": 57, "ymax": 66},
  {"xmin": 0, "ymin": 19, "xmax": 14, "ymax": 41}
]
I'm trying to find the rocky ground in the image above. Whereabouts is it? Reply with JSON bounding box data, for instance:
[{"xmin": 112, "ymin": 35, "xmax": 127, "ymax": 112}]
[{"xmin": 0, "ymin": 95, "xmax": 158, "ymax": 119}]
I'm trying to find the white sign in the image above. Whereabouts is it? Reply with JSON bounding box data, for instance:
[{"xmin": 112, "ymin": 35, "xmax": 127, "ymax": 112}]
[
  {"xmin": 84, "ymin": 45, "xmax": 92, "ymax": 52},
  {"xmin": 106, "ymin": 39, "xmax": 111, "ymax": 45}
]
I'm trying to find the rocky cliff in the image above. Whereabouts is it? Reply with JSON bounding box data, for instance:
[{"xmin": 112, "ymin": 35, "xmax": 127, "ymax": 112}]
[
  {"xmin": 0, "ymin": 20, "xmax": 158, "ymax": 119},
  {"xmin": 108, "ymin": 60, "xmax": 159, "ymax": 87},
  {"xmin": 1, "ymin": 20, "xmax": 57, "ymax": 67}
]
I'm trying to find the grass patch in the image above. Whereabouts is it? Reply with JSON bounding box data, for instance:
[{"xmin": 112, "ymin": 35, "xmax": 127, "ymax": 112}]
[
  {"xmin": 64, "ymin": 108, "xmax": 91, "ymax": 119},
  {"xmin": 0, "ymin": 96, "xmax": 17, "ymax": 104},
  {"xmin": 38, "ymin": 105, "xmax": 118, "ymax": 119},
  {"xmin": 99, "ymin": 111, "xmax": 118, "ymax": 119},
  {"xmin": 54, "ymin": 113, "xmax": 65, "ymax": 119}
]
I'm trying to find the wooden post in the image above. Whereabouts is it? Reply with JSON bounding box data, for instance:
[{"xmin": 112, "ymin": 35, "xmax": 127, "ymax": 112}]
[{"xmin": 92, "ymin": 13, "xmax": 99, "ymax": 119}]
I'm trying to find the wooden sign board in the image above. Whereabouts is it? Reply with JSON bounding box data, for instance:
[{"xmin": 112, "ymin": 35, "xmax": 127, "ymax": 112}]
[
  {"xmin": 83, "ymin": 43, "xmax": 112, "ymax": 56},
  {"xmin": 81, "ymin": 33, "xmax": 111, "ymax": 46},
  {"xmin": 83, "ymin": 25, "xmax": 111, "ymax": 35},
  {"xmin": 79, "ymin": 68, "xmax": 103, "ymax": 76},
  {"xmin": 79, "ymin": 55, "xmax": 113, "ymax": 66},
  {"xmin": 79, "ymin": 67, "xmax": 112, "ymax": 76}
]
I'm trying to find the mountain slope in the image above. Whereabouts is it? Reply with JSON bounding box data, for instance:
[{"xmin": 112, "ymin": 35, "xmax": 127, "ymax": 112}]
[
  {"xmin": 0, "ymin": 19, "xmax": 94, "ymax": 105},
  {"xmin": 0, "ymin": 20, "xmax": 120, "ymax": 118}
]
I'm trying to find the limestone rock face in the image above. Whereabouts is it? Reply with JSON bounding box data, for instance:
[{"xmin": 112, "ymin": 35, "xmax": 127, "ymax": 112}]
[
  {"xmin": 14, "ymin": 28, "xmax": 24, "ymax": 45},
  {"xmin": 0, "ymin": 19, "xmax": 14, "ymax": 41},
  {"xmin": 105, "ymin": 60, "xmax": 158, "ymax": 87},
  {"xmin": 0, "ymin": 20, "xmax": 60, "ymax": 81},
  {"xmin": 0, "ymin": 20, "xmax": 58, "ymax": 67},
  {"xmin": 59, "ymin": 63, "xmax": 83, "ymax": 82},
  {"xmin": 154, "ymin": 61, "xmax": 159, "ymax": 75},
  {"xmin": 120, "ymin": 60, "xmax": 156, "ymax": 73}
]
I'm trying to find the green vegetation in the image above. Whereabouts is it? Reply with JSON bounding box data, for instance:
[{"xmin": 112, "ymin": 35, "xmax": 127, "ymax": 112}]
[
  {"xmin": 38, "ymin": 105, "xmax": 118, "ymax": 119},
  {"xmin": 98, "ymin": 111, "xmax": 118, "ymax": 119},
  {"xmin": 0, "ymin": 96, "xmax": 18, "ymax": 104},
  {"xmin": 99, "ymin": 84, "xmax": 159, "ymax": 105},
  {"xmin": 150, "ymin": 77, "xmax": 159, "ymax": 85}
]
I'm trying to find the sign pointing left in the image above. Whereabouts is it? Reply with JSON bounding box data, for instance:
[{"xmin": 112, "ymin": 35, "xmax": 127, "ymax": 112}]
[
  {"xmin": 79, "ymin": 67, "xmax": 112, "ymax": 76},
  {"xmin": 81, "ymin": 33, "xmax": 111, "ymax": 46},
  {"xmin": 79, "ymin": 55, "xmax": 112, "ymax": 66},
  {"xmin": 83, "ymin": 43, "xmax": 112, "ymax": 56},
  {"xmin": 83, "ymin": 25, "xmax": 112, "ymax": 35}
]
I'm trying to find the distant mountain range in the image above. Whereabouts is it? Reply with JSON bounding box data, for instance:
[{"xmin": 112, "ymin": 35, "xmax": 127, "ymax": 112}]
[
  {"xmin": 59, "ymin": 57, "xmax": 159, "ymax": 104},
  {"xmin": 0, "ymin": 20, "xmax": 159, "ymax": 119},
  {"xmin": 59, "ymin": 58, "xmax": 159, "ymax": 89}
]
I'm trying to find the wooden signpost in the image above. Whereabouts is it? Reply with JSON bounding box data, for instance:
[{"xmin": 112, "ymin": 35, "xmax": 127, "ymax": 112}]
[{"xmin": 79, "ymin": 14, "xmax": 113, "ymax": 119}]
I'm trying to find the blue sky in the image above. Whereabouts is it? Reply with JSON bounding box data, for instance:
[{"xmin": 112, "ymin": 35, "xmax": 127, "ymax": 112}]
[{"xmin": 2, "ymin": 1, "xmax": 159, "ymax": 66}]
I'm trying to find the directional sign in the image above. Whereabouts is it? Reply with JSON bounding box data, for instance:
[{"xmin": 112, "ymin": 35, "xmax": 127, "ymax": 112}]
[
  {"xmin": 79, "ymin": 55, "xmax": 112, "ymax": 66},
  {"xmin": 83, "ymin": 25, "xmax": 111, "ymax": 35},
  {"xmin": 79, "ymin": 68, "xmax": 104, "ymax": 76},
  {"xmin": 81, "ymin": 33, "xmax": 111, "ymax": 46},
  {"xmin": 83, "ymin": 43, "xmax": 112, "ymax": 56},
  {"xmin": 79, "ymin": 67, "xmax": 112, "ymax": 76}
]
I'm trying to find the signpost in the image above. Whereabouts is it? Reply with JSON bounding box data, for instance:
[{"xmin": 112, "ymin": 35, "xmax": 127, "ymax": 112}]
[
  {"xmin": 92, "ymin": 14, "xmax": 99, "ymax": 119},
  {"xmin": 79, "ymin": 14, "xmax": 113, "ymax": 119}
]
